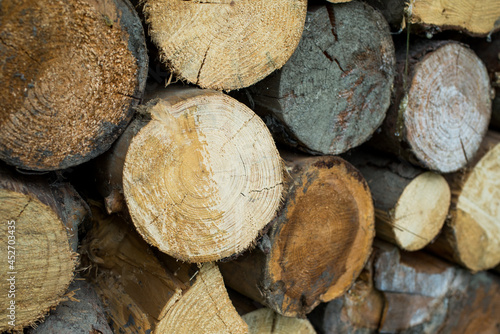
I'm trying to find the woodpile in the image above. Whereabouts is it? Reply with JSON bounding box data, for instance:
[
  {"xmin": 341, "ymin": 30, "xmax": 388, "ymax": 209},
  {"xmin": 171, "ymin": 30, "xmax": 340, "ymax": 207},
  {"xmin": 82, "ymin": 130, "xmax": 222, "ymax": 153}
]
[{"xmin": 0, "ymin": 0, "xmax": 499, "ymax": 333}]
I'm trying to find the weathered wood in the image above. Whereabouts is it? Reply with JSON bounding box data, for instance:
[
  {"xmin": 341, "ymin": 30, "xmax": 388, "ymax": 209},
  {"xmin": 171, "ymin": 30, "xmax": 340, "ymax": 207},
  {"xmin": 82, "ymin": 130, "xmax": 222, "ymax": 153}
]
[
  {"xmin": 371, "ymin": 40, "xmax": 491, "ymax": 173},
  {"xmin": 407, "ymin": 0, "xmax": 500, "ymax": 37},
  {"xmin": 240, "ymin": 1, "xmax": 395, "ymax": 155},
  {"xmin": 142, "ymin": 0, "xmax": 306, "ymax": 90},
  {"xmin": 26, "ymin": 279, "xmax": 112, "ymax": 334},
  {"xmin": 96, "ymin": 87, "xmax": 283, "ymax": 262},
  {"xmin": 310, "ymin": 241, "xmax": 500, "ymax": 333},
  {"xmin": 80, "ymin": 204, "xmax": 247, "ymax": 334},
  {"xmin": 428, "ymin": 131, "xmax": 500, "ymax": 271},
  {"xmin": 308, "ymin": 254, "xmax": 384, "ymax": 334},
  {"xmin": 0, "ymin": 166, "xmax": 87, "ymax": 331},
  {"xmin": 243, "ymin": 308, "xmax": 317, "ymax": 334},
  {"xmin": 346, "ymin": 149, "xmax": 450, "ymax": 251},
  {"xmin": 0, "ymin": 0, "xmax": 148, "ymax": 171},
  {"xmin": 219, "ymin": 153, "xmax": 374, "ymax": 317},
  {"xmin": 363, "ymin": 0, "xmax": 406, "ymax": 29}
]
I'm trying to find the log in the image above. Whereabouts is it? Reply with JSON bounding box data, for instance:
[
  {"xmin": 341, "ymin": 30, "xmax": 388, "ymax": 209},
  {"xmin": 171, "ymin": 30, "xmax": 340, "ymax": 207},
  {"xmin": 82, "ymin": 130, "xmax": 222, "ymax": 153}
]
[
  {"xmin": 407, "ymin": 0, "xmax": 500, "ymax": 37},
  {"xmin": 219, "ymin": 153, "xmax": 374, "ymax": 317},
  {"xmin": 0, "ymin": 0, "xmax": 148, "ymax": 171},
  {"xmin": 310, "ymin": 241, "xmax": 500, "ymax": 333},
  {"xmin": 96, "ymin": 87, "xmax": 283, "ymax": 262},
  {"xmin": 470, "ymin": 32, "xmax": 500, "ymax": 130},
  {"xmin": 243, "ymin": 308, "xmax": 317, "ymax": 334},
  {"xmin": 371, "ymin": 40, "xmax": 491, "ymax": 173},
  {"xmin": 427, "ymin": 131, "xmax": 500, "ymax": 271},
  {"xmin": 345, "ymin": 149, "xmax": 451, "ymax": 251},
  {"xmin": 0, "ymin": 166, "xmax": 87, "ymax": 331},
  {"xmin": 363, "ymin": 0, "xmax": 405, "ymax": 29},
  {"xmin": 239, "ymin": 1, "xmax": 395, "ymax": 155},
  {"xmin": 80, "ymin": 204, "xmax": 248, "ymax": 334},
  {"xmin": 141, "ymin": 0, "xmax": 307, "ymax": 90},
  {"xmin": 26, "ymin": 279, "xmax": 112, "ymax": 334}
]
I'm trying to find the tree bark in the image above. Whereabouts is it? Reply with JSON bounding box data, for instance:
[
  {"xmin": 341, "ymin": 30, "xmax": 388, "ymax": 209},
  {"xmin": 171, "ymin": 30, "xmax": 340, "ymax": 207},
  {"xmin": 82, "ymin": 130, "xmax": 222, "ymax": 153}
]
[
  {"xmin": 219, "ymin": 153, "xmax": 374, "ymax": 317},
  {"xmin": 0, "ymin": 0, "xmax": 148, "ymax": 171},
  {"xmin": 345, "ymin": 149, "xmax": 450, "ymax": 251},
  {"xmin": 26, "ymin": 279, "xmax": 112, "ymax": 334},
  {"xmin": 80, "ymin": 203, "xmax": 248, "ymax": 334},
  {"xmin": 238, "ymin": 1, "xmax": 395, "ymax": 155},
  {"xmin": 96, "ymin": 86, "xmax": 284, "ymax": 262},
  {"xmin": 371, "ymin": 40, "xmax": 491, "ymax": 173},
  {"xmin": 310, "ymin": 240, "xmax": 500, "ymax": 333},
  {"xmin": 427, "ymin": 131, "xmax": 500, "ymax": 271},
  {"xmin": 141, "ymin": 0, "xmax": 306, "ymax": 91},
  {"xmin": 243, "ymin": 308, "xmax": 317, "ymax": 334},
  {"xmin": 0, "ymin": 166, "xmax": 88, "ymax": 331}
]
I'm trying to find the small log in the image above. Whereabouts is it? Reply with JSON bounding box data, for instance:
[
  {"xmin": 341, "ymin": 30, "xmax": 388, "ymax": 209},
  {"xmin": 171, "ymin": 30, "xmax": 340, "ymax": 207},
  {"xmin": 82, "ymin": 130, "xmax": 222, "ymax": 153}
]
[
  {"xmin": 0, "ymin": 166, "xmax": 87, "ymax": 331},
  {"xmin": 96, "ymin": 87, "xmax": 283, "ymax": 262},
  {"xmin": 26, "ymin": 279, "xmax": 112, "ymax": 334},
  {"xmin": 346, "ymin": 149, "xmax": 451, "ymax": 251},
  {"xmin": 80, "ymin": 204, "xmax": 247, "ymax": 334},
  {"xmin": 0, "ymin": 0, "xmax": 148, "ymax": 171},
  {"xmin": 219, "ymin": 153, "xmax": 374, "ymax": 317},
  {"xmin": 428, "ymin": 131, "xmax": 500, "ymax": 271},
  {"xmin": 141, "ymin": 0, "xmax": 307, "ymax": 90},
  {"xmin": 407, "ymin": 0, "xmax": 500, "ymax": 37},
  {"xmin": 372, "ymin": 40, "xmax": 491, "ymax": 173},
  {"xmin": 243, "ymin": 308, "xmax": 317, "ymax": 334},
  {"xmin": 240, "ymin": 1, "xmax": 395, "ymax": 155}
]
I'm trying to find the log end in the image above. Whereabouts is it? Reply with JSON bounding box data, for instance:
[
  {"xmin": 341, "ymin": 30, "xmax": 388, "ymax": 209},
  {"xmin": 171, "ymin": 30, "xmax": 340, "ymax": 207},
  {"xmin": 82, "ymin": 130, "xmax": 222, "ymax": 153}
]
[
  {"xmin": 123, "ymin": 89, "xmax": 283, "ymax": 262},
  {"xmin": 242, "ymin": 308, "xmax": 316, "ymax": 334}
]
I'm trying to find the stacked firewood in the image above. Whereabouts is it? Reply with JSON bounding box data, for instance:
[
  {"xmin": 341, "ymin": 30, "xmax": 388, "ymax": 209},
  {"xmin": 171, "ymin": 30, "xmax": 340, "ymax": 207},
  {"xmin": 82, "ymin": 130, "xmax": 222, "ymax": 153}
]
[{"xmin": 0, "ymin": 0, "xmax": 499, "ymax": 333}]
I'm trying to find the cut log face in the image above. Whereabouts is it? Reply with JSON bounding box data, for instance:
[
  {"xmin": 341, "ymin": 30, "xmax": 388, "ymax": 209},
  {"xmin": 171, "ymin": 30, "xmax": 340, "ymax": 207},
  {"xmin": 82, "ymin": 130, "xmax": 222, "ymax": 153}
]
[
  {"xmin": 374, "ymin": 41, "xmax": 491, "ymax": 173},
  {"xmin": 243, "ymin": 308, "xmax": 317, "ymax": 334},
  {"xmin": 143, "ymin": 0, "xmax": 307, "ymax": 90},
  {"xmin": 123, "ymin": 88, "xmax": 283, "ymax": 262},
  {"xmin": 445, "ymin": 137, "xmax": 500, "ymax": 271},
  {"xmin": 82, "ymin": 205, "xmax": 247, "ymax": 334},
  {"xmin": 409, "ymin": 0, "xmax": 500, "ymax": 37},
  {"xmin": 220, "ymin": 154, "xmax": 374, "ymax": 317},
  {"xmin": 0, "ymin": 168, "xmax": 81, "ymax": 331},
  {"xmin": 247, "ymin": 2, "xmax": 395, "ymax": 155},
  {"xmin": 0, "ymin": 0, "xmax": 147, "ymax": 170},
  {"xmin": 347, "ymin": 150, "xmax": 450, "ymax": 251}
]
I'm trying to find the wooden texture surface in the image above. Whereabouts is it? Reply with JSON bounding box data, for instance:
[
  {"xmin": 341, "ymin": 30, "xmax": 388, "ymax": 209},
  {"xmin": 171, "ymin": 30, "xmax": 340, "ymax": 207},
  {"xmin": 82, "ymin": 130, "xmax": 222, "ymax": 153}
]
[
  {"xmin": 81, "ymin": 204, "xmax": 247, "ymax": 334},
  {"xmin": 0, "ymin": 167, "xmax": 86, "ymax": 331},
  {"xmin": 143, "ymin": 0, "xmax": 306, "ymax": 90},
  {"xmin": 372, "ymin": 41, "xmax": 491, "ymax": 173},
  {"xmin": 243, "ymin": 308, "xmax": 317, "ymax": 334},
  {"xmin": 243, "ymin": 2, "xmax": 395, "ymax": 155},
  {"xmin": 220, "ymin": 154, "xmax": 374, "ymax": 317},
  {"xmin": 346, "ymin": 149, "xmax": 450, "ymax": 251},
  {"xmin": 0, "ymin": 0, "xmax": 147, "ymax": 170}
]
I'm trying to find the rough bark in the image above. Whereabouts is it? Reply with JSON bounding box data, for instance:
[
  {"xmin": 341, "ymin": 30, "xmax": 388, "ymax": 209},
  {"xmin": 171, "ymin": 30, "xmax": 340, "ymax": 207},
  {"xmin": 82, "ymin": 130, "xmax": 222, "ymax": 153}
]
[
  {"xmin": 243, "ymin": 308, "xmax": 317, "ymax": 334},
  {"xmin": 239, "ymin": 1, "xmax": 395, "ymax": 155},
  {"xmin": 310, "ymin": 240, "xmax": 500, "ymax": 333},
  {"xmin": 80, "ymin": 204, "xmax": 248, "ymax": 334},
  {"xmin": 0, "ymin": 166, "xmax": 88, "ymax": 331},
  {"xmin": 0, "ymin": 0, "xmax": 148, "ymax": 171},
  {"xmin": 96, "ymin": 87, "xmax": 283, "ymax": 262},
  {"xmin": 427, "ymin": 131, "xmax": 500, "ymax": 271},
  {"xmin": 26, "ymin": 279, "xmax": 112, "ymax": 334},
  {"xmin": 345, "ymin": 149, "xmax": 450, "ymax": 251},
  {"xmin": 141, "ymin": 0, "xmax": 306, "ymax": 90},
  {"xmin": 219, "ymin": 153, "xmax": 374, "ymax": 317},
  {"xmin": 371, "ymin": 40, "xmax": 491, "ymax": 173}
]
